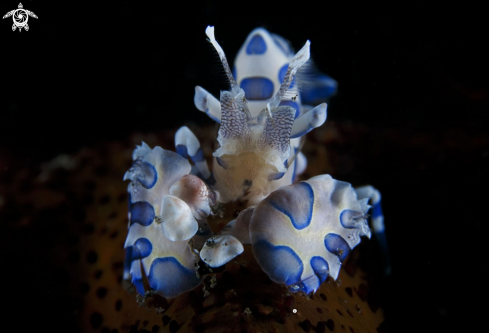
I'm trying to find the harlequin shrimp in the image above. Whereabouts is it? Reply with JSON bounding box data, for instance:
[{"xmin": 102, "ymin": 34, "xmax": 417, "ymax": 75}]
[{"xmin": 123, "ymin": 26, "xmax": 386, "ymax": 298}]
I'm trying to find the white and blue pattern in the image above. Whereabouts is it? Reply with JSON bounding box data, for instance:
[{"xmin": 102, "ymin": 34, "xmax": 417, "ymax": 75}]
[
  {"xmin": 123, "ymin": 26, "xmax": 386, "ymax": 299},
  {"xmin": 192, "ymin": 26, "xmax": 330, "ymax": 206},
  {"xmin": 123, "ymin": 144, "xmax": 205, "ymax": 298},
  {"xmin": 249, "ymin": 175, "xmax": 371, "ymax": 294}
]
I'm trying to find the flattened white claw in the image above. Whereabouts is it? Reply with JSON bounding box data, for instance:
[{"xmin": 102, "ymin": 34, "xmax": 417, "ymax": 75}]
[
  {"xmin": 124, "ymin": 222, "xmax": 203, "ymax": 298},
  {"xmin": 160, "ymin": 195, "xmax": 198, "ymax": 241},
  {"xmin": 200, "ymin": 235, "xmax": 244, "ymax": 267},
  {"xmin": 169, "ymin": 174, "xmax": 211, "ymax": 220},
  {"xmin": 125, "ymin": 145, "xmax": 191, "ymax": 215},
  {"xmin": 250, "ymin": 174, "xmax": 371, "ymax": 293}
]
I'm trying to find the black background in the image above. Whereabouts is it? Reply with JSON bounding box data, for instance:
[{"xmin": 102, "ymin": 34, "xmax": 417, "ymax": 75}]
[{"xmin": 1, "ymin": 1, "xmax": 487, "ymax": 332}]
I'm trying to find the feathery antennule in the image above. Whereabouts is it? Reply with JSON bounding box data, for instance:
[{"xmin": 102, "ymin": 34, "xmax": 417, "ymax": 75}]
[
  {"xmin": 282, "ymin": 87, "xmax": 300, "ymax": 102},
  {"xmin": 294, "ymin": 58, "xmax": 319, "ymax": 89},
  {"xmin": 266, "ymin": 40, "xmax": 311, "ymax": 117},
  {"xmin": 205, "ymin": 26, "xmax": 239, "ymax": 94}
]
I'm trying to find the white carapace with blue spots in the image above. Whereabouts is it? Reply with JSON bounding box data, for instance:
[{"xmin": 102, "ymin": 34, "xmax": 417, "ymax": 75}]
[{"xmin": 123, "ymin": 26, "xmax": 387, "ymax": 299}]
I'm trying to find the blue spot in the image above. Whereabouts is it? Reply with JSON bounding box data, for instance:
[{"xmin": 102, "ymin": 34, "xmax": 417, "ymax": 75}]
[
  {"xmin": 130, "ymin": 201, "xmax": 155, "ymax": 226},
  {"xmin": 278, "ymin": 64, "xmax": 296, "ymax": 89},
  {"xmin": 175, "ymin": 144, "xmax": 189, "ymax": 159},
  {"xmin": 240, "ymin": 77, "xmax": 274, "ymax": 100},
  {"xmin": 324, "ymin": 234, "xmax": 351, "ymax": 262},
  {"xmin": 268, "ymin": 182, "xmax": 314, "ymax": 230},
  {"xmin": 300, "ymin": 74, "xmax": 338, "ymax": 104},
  {"xmin": 133, "ymin": 278, "xmax": 145, "ymax": 295},
  {"xmin": 191, "ymin": 147, "xmax": 205, "ymax": 163},
  {"xmin": 147, "ymin": 257, "xmax": 202, "ymax": 298},
  {"xmin": 371, "ymin": 201, "xmax": 383, "ymax": 219},
  {"xmin": 279, "ymin": 100, "xmax": 300, "ymax": 118},
  {"xmin": 127, "ymin": 244, "xmax": 147, "ymax": 262},
  {"xmin": 134, "ymin": 238, "xmax": 153, "ymax": 258},
  {"xmin": 339, "ymin": 209, "xmax": 364, "ymax": 229},
  {"xmin": 132, "ymin": 160, "xmax": 157, "ymax": 189},
  {"xmin": 130, "ymin": 260, "xmax": 145, "ymax": 295},
  {"xmin": 253, "ymin": 240, "xmax": 303, "ymax": 286},
  {"xmin": 310, "ymin": 256, "xmax": 329, "ymax": 284},
  {"xmin": 246, "ymin": 34, "xmax": 267, "ymax": 54}
]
